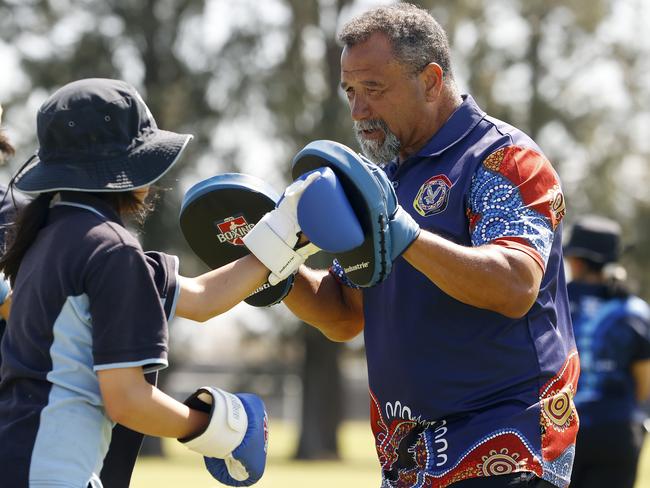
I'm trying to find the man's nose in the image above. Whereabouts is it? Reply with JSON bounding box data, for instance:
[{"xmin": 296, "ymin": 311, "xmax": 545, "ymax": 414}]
[{"xmin": 350, "ymin": 95, "xmax": 371, "ymax": 121}]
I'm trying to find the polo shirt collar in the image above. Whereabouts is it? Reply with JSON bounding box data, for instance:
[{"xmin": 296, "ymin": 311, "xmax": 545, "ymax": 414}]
[
  {"xmin": 415, "ymin": 94, "xmax": 486, "ymax": 158},
  {"xmin": 54, "ymin": 191, "xmax": 124, "ymax": 225}
]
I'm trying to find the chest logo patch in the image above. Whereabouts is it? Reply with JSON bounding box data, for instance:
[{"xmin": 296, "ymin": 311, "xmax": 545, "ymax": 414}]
[
  {"xmin": 413, "ymin": 174, "xmax": 452, "ymax": 217},
  {"xmin": 215, "ymin": 215, "xmax": 255, "ymax": 246}
]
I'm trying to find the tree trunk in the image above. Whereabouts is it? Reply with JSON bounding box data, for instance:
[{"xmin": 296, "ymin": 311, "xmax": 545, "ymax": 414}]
[{"xmin": 294, "ymin": 324, "xmax": 343, "ymax": 460}]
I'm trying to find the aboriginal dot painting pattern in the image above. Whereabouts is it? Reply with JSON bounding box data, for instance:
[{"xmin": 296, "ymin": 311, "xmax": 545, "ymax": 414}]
[{"xmin": 468, "ymin": 149, "xmax": 555, "ymax": 265}]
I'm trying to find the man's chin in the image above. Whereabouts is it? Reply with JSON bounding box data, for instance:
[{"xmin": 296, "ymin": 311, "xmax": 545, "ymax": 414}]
[
  {"xmin": 356, "ymin": 137, "xmax": 381, "ymax": 160},
  {"xmin": 358, "ymin": 142, "xmax": 398, "ymax": 166},
  {"xmin": 359, "ymin": 146, "xmax": 379, "ymax": 164}
]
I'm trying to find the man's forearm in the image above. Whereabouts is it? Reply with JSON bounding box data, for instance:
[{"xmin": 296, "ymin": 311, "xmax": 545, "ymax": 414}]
[
  {"xmin": 284, "ymin": 266, "xmax": 364, "ymax": 342},
  {"xmin": 402, "ymin": 230, "xmax": 543, "ymax": 318}
]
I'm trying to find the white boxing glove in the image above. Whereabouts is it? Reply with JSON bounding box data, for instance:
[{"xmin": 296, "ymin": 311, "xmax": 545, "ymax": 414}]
[
  {"xmin": 243, "ymin": 171, "xmax": 320, "ymax": 285},
  {"xmin": 180, "ymin": 387, "xmax": 248, "ymax": 459},
  {"xmin": 179, "ymin": 387, "xmax": 269, "ymax": 486}
]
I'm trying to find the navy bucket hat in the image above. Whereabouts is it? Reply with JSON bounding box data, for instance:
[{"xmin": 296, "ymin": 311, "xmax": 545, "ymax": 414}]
[
  {"xmin": 564, "ymin": 215, "xmax": 622, "ymax": 264},
  {"xmin": 14, "ymin": 78, "xmax": 193, "ymax": 194}
]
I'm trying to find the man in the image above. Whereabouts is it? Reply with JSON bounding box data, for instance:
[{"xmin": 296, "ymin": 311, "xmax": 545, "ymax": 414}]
[
  {"xmin": 283, "ymin": 4, "xmax": 577, "ymax": 487},
  {"xmin": 564, "ymin": 215, "xmax": 650, "ymax": 488}
]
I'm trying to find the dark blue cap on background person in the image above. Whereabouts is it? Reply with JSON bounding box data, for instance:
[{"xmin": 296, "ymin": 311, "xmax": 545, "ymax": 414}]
[
  {"xmin": 564, "ymin": 215, "xmax": 622, "ymax": 264},
  {"xmin": 13, "ymin": 78, "xmax": 193, "ymax": 194}
]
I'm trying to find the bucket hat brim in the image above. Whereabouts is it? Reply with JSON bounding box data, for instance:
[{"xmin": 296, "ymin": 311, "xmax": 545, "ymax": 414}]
[
  {"xmin": 563, "ymin": 215, "xmax": 622, "ymax": 264},
  {"xmin": 14, "ymin": 129, "xmax": 192, "ymax": 194},
  {"xmin": 562, "ymin": 246, "xmax": 612, "ymax": 264}
]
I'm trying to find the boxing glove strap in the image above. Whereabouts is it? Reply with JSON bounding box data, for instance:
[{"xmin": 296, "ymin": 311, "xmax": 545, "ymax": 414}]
[
  {"xmin": 243, "ymin": 214, "xmax": 302, "ymax": 284},
  {"xmin": 180, "ymin": 387, "xmax": 248, "ymax": 459}
]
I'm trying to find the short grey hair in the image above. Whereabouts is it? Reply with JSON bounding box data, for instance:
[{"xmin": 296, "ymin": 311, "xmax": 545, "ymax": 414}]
[{"xmin": 338, "ymin": 3, "xmax": 454, "ymax": 80}]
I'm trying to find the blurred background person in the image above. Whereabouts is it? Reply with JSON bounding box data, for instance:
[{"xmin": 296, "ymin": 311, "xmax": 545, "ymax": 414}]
[
  {"xmin": 0, "ymin": 103, "xmax": 29, "ymax": 358},
  {"xmin": 565, "ymin": 215, "xmax": 650, "ymax": 488},
  {"xmin": 0, "ymin": 103, "xmax": 17, "ymax": 321}
]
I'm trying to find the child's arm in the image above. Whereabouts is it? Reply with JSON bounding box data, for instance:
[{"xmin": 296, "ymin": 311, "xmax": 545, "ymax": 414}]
[
  {"xmin": 98, "ymin": 366, "xmax": 268, "ymax": 485},
  {"xmin": 174, "ymin": 254, "xmax": 269, "ymax": 322},
  {"xmin": 98, "ymin": 366, "xmax": 207, "ymax": 438}
]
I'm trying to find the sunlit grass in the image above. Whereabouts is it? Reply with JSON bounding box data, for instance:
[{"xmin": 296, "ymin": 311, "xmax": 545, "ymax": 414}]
[
  {"xmin": 131, "ymin": 421, "xmax": 380, "ymax": 488},
  {"xmin": 131, "ymin": 420, "xmax": 650, "ymax": 487}
]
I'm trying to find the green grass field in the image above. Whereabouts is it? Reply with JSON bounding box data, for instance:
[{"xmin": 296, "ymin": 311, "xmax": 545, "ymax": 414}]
[
  {"xmin": 131, "ymin": 420, "xmax": 650, "ymax": 487},
  {"xmin": 131, "ymin": 421, "xmax": 380, "ymax": 487}
]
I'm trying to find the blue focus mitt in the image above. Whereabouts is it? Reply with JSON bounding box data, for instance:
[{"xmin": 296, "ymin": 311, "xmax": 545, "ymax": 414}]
[
  {"xmin": 179, "ymin": 173, "xmax": 293, "ymax": 306},
  {"xmin": 291, "ymin": 140, "xmax": 420, "ymax": 287}
]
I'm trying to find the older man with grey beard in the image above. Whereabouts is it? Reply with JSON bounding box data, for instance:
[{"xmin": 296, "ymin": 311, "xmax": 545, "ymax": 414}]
[{"xmin": 283, "ymin": 3, "xmax": 577, "ymax": 488}]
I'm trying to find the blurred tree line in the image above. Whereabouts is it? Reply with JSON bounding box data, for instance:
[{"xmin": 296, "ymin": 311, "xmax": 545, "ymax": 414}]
[{"xmin": 0, "ymin": 0, "xmax": 649, "ymax": 461}]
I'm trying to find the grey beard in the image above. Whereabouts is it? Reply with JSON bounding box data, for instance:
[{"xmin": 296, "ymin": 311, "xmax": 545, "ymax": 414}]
[{"xmin": 353, "ymin": 119, "xmax": 400, "ymax": 166}]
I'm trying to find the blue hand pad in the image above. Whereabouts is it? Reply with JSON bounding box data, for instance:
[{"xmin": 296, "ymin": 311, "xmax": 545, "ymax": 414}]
[
  {"xmin": 297, "ymin": 167, "xmax": 364, "ymax": 253},
  {"xmin": 291, "ymin": 140, "xmax": 392, "ymax": 287},
  {"xmin": 359, "ymin": 162, "xmax": 420, "ymax": 259},
  {"xmin": 181, "ymin": 173, "xmax": 280, "ymax": 212},
  {"xmin": 179, "ymin": 173, "xmax": 293, "ymax": 306}
]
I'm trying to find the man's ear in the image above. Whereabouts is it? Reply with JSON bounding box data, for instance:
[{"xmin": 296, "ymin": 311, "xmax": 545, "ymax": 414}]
[{"xmin": 421, "ymin": 63, "xmax": 444, "ymax": 101}]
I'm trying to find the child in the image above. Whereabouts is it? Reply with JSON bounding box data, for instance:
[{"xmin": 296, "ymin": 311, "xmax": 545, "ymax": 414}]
[{"xmin": 0, "ymin": 78, "xmax": 269, "ymax": 487}]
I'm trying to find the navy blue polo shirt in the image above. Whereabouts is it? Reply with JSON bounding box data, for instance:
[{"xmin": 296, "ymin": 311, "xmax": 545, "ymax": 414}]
[
  {"xmin": 568, "ymin": 282, "xmax": 650, "ymax": 427},
  {"xmin": 333, "ymin": 95, "xmax": 578, "ymax": 487},
  {"xmin": 0, "ymin": 192, "xmax": 179, "ymax": 487}
]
